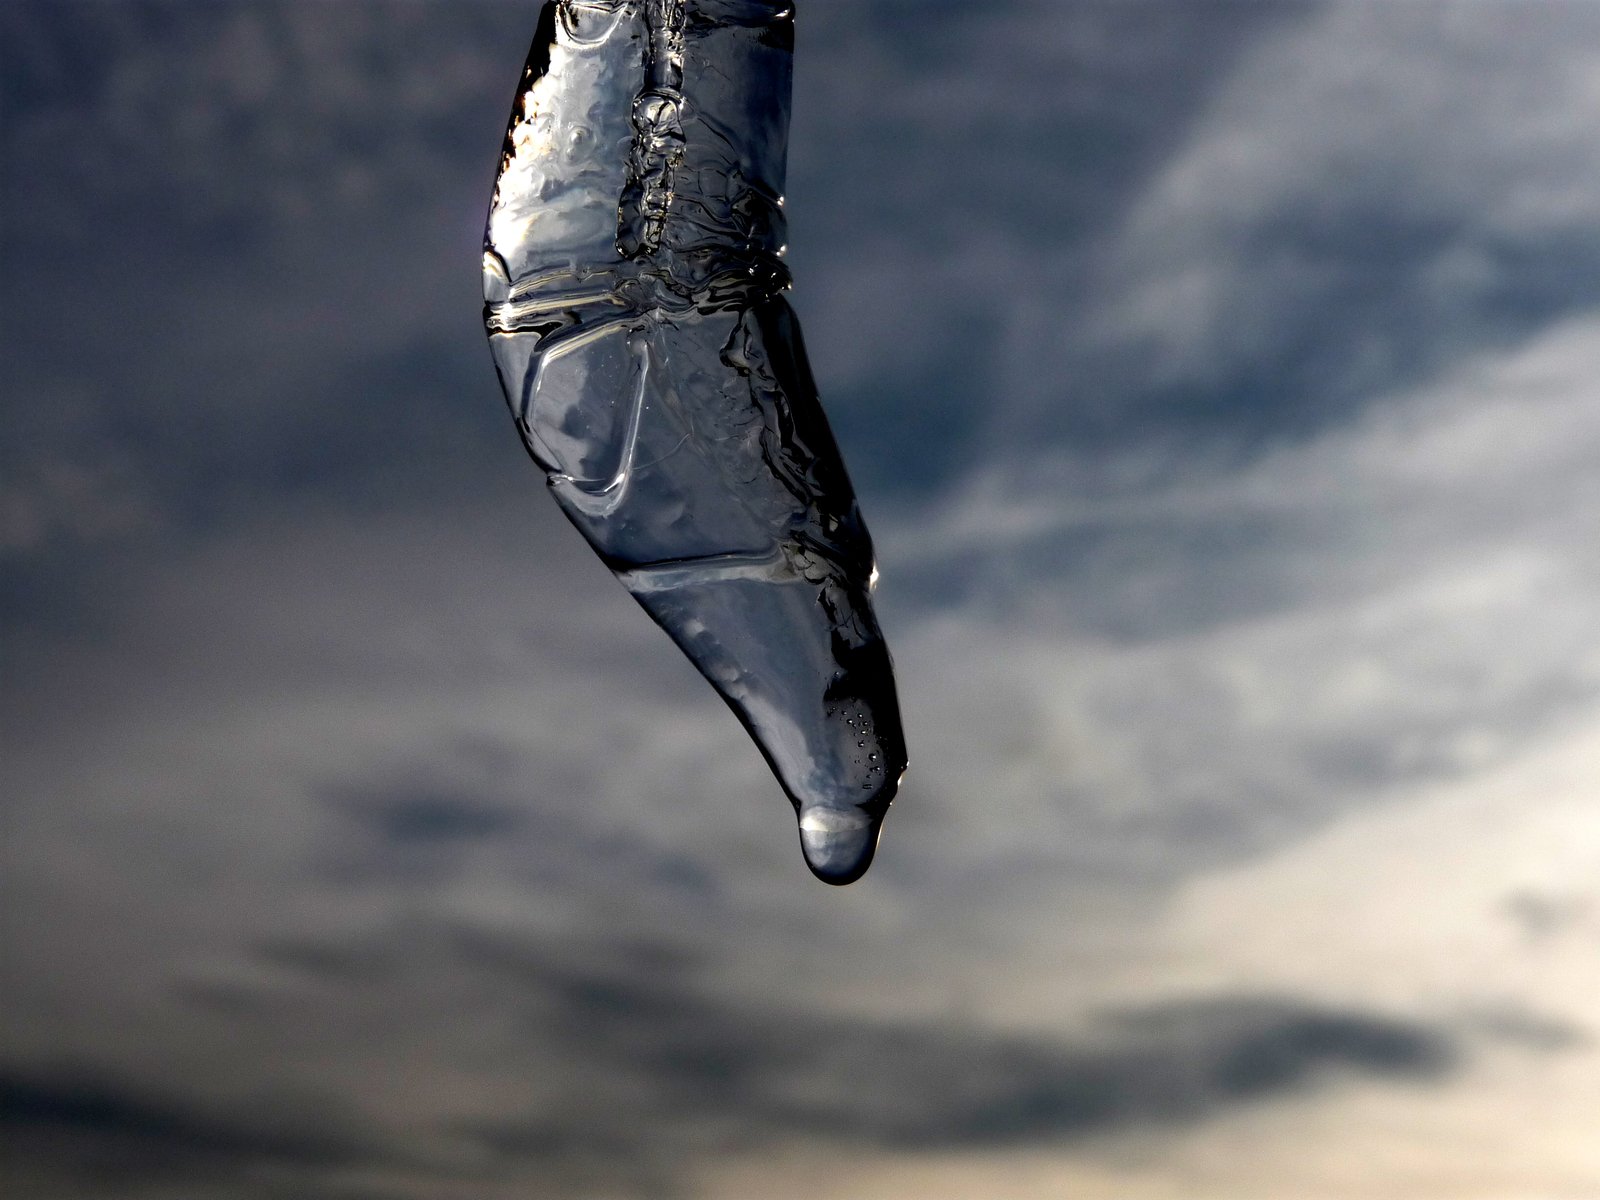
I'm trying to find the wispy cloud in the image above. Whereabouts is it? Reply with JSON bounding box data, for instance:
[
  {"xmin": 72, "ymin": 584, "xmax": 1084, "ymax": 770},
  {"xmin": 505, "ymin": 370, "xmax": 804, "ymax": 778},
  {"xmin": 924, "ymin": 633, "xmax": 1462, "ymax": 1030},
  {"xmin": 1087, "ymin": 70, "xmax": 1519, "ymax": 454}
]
[
  {"xmin": 2, "ymin": 972, "xmax": 1458, "ymax": 1199},
  {"xmin": 5, "ymin": 1, "xmax": 1600, "ymax": 1196},
  {"xmin": 1083, "ymin": 0, "xmax": 1600, "ymax": 406},
  {"xmin": 886, "ymin": 311, "xmax": 1600, "ymax": 897}
]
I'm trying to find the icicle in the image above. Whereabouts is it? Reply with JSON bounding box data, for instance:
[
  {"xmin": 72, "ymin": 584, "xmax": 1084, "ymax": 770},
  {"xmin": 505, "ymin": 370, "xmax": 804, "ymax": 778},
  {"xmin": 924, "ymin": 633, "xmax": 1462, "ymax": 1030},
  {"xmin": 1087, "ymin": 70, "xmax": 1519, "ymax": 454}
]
[{"xmin": 484, "ymin": 0, "xmax": 906, "ymax": 883}]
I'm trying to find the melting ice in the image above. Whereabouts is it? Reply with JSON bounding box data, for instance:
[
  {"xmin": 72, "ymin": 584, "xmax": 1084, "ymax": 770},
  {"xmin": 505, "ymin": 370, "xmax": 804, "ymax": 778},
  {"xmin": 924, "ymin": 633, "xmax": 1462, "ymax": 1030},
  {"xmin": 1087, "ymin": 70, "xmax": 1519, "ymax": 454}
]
[{"xmin": 483, "ymin": 0, "xmax": 907, "ymax": 884}]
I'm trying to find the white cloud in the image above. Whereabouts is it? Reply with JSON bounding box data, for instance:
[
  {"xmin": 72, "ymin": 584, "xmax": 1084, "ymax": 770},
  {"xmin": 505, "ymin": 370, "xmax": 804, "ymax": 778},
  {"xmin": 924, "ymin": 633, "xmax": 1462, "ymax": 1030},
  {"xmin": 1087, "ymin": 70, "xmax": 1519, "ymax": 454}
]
[
  {"xmin": 1090, "ymin": 0, "xmax": 1600, "ymax": 386},
  {"xmin": 881, "ymin": 310, "xmax": 1600, "ymax": 923}
]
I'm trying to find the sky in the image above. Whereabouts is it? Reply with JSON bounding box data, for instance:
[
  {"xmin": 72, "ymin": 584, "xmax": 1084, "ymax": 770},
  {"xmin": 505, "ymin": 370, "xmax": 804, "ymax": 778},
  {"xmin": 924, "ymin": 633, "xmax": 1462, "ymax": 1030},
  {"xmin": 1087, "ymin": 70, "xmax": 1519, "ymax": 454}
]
[{"xmin": 3, "ymin": 1, "xmax": 1599, "ymax": 1197}]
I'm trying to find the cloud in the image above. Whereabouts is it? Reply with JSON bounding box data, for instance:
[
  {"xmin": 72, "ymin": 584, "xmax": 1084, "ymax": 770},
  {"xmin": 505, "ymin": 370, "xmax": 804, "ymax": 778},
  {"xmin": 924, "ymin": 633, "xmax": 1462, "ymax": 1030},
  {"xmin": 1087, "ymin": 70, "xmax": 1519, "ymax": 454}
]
[
  {"xmin": 0, "ymin": 957, "xmax": 1460, "ymax": 1199},
  {"xmin": 1158, "ymin": 716, "xmax": 1600, "ymax": 1019},
  {"xmin": 785, "ymin": 1, "xmax": 1307, "ymax": 495},
  {"xmin": 1, "ymin": 2, "xmax": 532, "ymax": 559},
  {"xmin": 0, "ymin": 1070, "xmax": 381, "ymax": 1198},
  {"xmin": 0, "ymin": 487, "xmax": 1492, "ymax": 1198},
  {"xmin": 6, "ymin": 3, "xmax": 1600, "ymax": 1197},
  {"xmin": 1, "ymin": 2, "xmax": 520, "ymax": 244},
  {"xmin": 458, "ymin": 978, "xmax": 1455, "ymax": 1179},
  {"xmin": 0, "ymin": 453, "xmax": 157, "ymax": 554},
  {"xmin": 877, "ymin": 310, "xmax": 1600, "ymax": 905},
  {"xmin": 1072, "ymin": 0, "xmax": 1600, "ymax": 422}
]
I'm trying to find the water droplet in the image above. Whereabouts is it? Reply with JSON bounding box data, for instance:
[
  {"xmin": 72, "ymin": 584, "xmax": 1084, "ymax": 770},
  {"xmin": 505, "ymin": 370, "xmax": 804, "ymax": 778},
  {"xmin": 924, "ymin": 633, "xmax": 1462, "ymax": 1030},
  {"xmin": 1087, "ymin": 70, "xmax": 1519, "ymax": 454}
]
[
  {"xmin": 484, "ymin": 0, "xmax": 905, "ymax": 885},
  {"xmin": 798, "ymin": 803, "xmax": 881, "ymax": 884}
]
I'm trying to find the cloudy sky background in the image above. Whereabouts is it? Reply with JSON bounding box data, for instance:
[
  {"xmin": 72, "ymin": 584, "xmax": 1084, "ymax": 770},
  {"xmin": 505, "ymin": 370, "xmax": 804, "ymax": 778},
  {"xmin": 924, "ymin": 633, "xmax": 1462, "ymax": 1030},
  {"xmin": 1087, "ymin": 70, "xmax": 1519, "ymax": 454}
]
[{"xmin": 4, "ymin": 1, "xmax": 1599, "ymax": 1196}]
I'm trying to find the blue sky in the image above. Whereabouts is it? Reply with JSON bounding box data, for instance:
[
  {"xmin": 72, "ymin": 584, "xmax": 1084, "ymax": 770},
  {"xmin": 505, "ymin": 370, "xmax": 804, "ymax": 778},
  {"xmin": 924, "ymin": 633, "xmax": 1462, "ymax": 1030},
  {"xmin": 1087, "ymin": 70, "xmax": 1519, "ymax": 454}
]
[{"xmin": 4, "ymin": 2, "xmax": 1599, "ymax": 1196}]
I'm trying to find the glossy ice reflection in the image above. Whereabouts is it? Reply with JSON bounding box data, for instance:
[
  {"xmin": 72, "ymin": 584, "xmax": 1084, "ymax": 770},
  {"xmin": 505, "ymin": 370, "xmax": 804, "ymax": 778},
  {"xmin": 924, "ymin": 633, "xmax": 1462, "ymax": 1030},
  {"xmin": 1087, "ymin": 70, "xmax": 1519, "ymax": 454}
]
[{"xmin": 484, "ymin": 0, "xmax": 906, "ymax": 884}]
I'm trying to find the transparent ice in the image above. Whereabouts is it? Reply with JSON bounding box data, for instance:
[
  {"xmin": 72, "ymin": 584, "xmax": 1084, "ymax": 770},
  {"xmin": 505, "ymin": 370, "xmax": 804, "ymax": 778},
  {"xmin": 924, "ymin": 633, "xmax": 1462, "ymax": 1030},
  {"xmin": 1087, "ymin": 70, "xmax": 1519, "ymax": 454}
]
[{"xmin": 483, "ymin": 0, "xmax": 907, "ymax": 883}]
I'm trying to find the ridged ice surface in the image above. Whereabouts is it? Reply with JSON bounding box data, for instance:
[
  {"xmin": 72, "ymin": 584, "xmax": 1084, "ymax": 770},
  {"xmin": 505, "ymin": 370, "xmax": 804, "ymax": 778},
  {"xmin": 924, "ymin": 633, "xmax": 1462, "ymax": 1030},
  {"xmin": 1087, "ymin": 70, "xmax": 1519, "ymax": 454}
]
[{"xmin": 483, "ymin": 0, "xmax": 906, "ymax": 883}]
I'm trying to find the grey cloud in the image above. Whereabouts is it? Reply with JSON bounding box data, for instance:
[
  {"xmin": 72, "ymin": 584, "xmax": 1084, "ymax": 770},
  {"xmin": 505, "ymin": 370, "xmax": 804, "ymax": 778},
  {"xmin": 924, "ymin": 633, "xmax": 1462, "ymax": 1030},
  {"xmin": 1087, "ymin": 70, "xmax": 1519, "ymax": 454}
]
[
  {"xmin": 29, "ymin": 927, "xmax": 1460, "ymax": 1198},
  {"xmin": 3, "ymin": 892, "xmax": 1462, "ymax": 1199},
  {"xmin": 872, "ymin": 308, "xmax": 1600, "ymax": 894},
  {"xmin": 331, "ymin": 782, "xmax": 524, "ymax": 845},
  {"xmin": 1466, "ymin": 1006, "xmax": 1590, "ymax": 1054},
  {"xmin": 1502, "ymin": 888, "xmax": 1596, "ymax": 943},
  {"xmin": 318, "ymin": 739, "xmax": 537, "ymax": 863},
  {"xmin": 2, "ymin": 2, "xmax": 532, "ymax": 567},
  {"xmin": 304, "ymin": 744, "xmax": 731, "ymax": 896},
  {"xmin": 309, "ymin": 785, "xmax": 532, "ymax": 888},
  {"xmin": 787, "ymin": 1, "xmax": 1312, "ymax": 497},
  {"xmin": 5, "ymin": 5, "xmax": 1597, "ymax": 1196},
  {"xmin": 1, "ymin": 2, "xmax": 523, "ymax": 244},
  {"xmin": 0, "ymin": 1070, "xmax": 383, "ymax": 1197},
  {"xmin": 791, "ymin": 1, "xmax": 1311, "ymax": 262},
  {"xmin": 806, "ymin": 0, "xmax": 1600, "ymax": 487},
  {"xmin": 1051, "ymin": 0, "xmax": 1600, "ymax": 442},
  {"xmin": 375, "ymin": 926, "xmax": 1463, "ymax": 1158}
]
